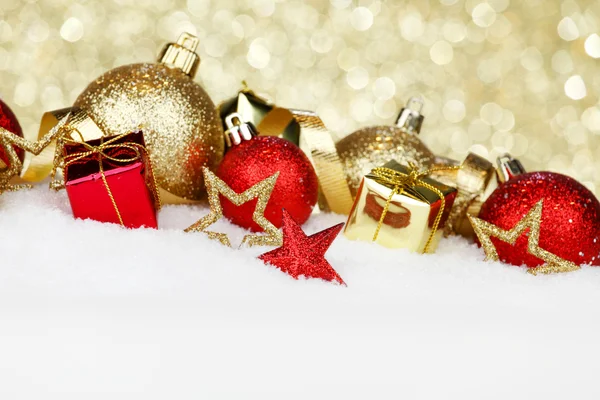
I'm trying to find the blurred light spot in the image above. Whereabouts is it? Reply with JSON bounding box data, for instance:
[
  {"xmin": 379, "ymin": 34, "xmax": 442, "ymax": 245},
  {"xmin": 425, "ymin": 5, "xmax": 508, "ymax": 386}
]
[
  {"xmin": 472, "ymin": 3, "xmax": 496, "ymax": 28},
  {"xmin": 450, "ymin": 128, "xmax": 471, "ymax": 153},
  {"xmin": 551, "ymin": 50, "xmax": 573, "ymax": 74},
  {"xmin": 350, "ymin": 7, "xmax": 374, "ymax": 31},
  {"xmin": 520, "ymin": 47, "xmax": 543, "ymax": 71},
  {"xmin": 584, "ymin": 34, "xmax": 600, "ymax": 58},
  {"xmin": 557, "ymin": 17, "xmax": 579, "ymax": 41},
  {"xmin": 247, "ymin": 39, "xmax": 270, "ymax": 69},
  {"xmin": 443, "ymin": 20, "xmax": 466, "ymax": 43},
  {"xmin": 330, "ymin": 0, "xmax": 352, "ymax": 9},
  {"xmin": 468, "ymin": 119, "xmax": 492, "ymax": 141},
  {"xmin": 488, "ymin": 14, "xmax": 512, "ymax": 38},
  {"xmin": 440, "ymin": 0, "xmax": 459, "ymax": 5},
  {"xmin": 480, "ymin": 103, "xmax": 503, "ymax": 125},
  {"xmin": 565, "ymin": 122, "xmax": 587, "ymax": 145},
  {"xmin": 443, "ymin": 99, "xmax": 466, "ymax": 123},
  {"xmin": 430, "ymin": 41, "xmax": 453, "ymax": 65},
  {"xmin": 27, "ymin": 21, "xmax": 50, "ymax": 43},
  {"xmin": 488, "ymin": 0, "xmax": 510, "ymax": 12},
  {"xmin": 204, "ymin": 35, "xmax": 227, "ymax": 57},
  {"xmin": 14, "ymin": 79, "xmax": 38, "ymax": 107},
  {"xmin": 374, "ymin": 98, "xmax": 397, "ymax": 119},
  {"xmin": 564, "ymin": 75, "xmax": 586, "ymax": 100},
  {"xmin": 337, "ymin": 48, "xmax": 359, "ymax": 71},
  {"xmin": 347, "ymin": 66, "xmax": 369, "ymax": 89},
  {"xmin": 496, "ymin": 110, "xmax": 515, "ymax": 132},
  {"xmin": 581, "ymin": 107, "xmax": 600, "ymax": 133},
  {"xmin": 477, "ymin": 59, "xmax": 502, "ymax": 83},
  {"xmin": 372, "ymin": 77, "xmax": 395, "ymax": 99},
  {"xmin": 252, "ymin": 0, "xmax": 275, "ymax": 17},
  {"xmin": 0, "ymin": 21, "xmax": 12, "ymax": 43},
  {"xmin": 350, "ymin": 95, "xmax": 373, "ymax": 121},
  {"xmin": 400, "ymin": 13, "xmax": 424, "ymax": 41},
  {"xmin": 310, "ymin": 30, "xmax": 333, "ymax": 54}
]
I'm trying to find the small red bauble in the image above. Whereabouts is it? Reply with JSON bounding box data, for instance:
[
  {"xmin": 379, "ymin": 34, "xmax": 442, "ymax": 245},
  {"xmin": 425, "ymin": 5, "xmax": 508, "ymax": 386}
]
[
  {"xmin": 478, "ymin": 171, "xmax": 600, "ymax": 268},
  {"xmin": 0, "ymin": 99, "xmax": 24, "ymax": 167},
  {"xmin": 217, "ymin": 136, "xmax": 319, "ymax": 232}
]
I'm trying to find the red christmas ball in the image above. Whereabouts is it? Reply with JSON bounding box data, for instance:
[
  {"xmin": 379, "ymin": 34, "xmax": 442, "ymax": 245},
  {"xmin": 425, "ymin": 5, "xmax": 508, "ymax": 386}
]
[
  {"xmin": 478, "ymin": 171, "xmax": 600, "ymax": 268},
  {"xmin": 0, "ymin": 99, "xmax": 24, "ymax": 167},
  {"xmin": 217, "ymin": 136, "xmax": 319, "ymax": 232}
]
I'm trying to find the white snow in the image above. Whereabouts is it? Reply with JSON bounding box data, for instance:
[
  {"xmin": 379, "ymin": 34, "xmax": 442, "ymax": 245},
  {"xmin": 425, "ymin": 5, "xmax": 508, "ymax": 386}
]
[{"xmin": 1, "ymin": 185, "xmax": 600, "ymax": 400}]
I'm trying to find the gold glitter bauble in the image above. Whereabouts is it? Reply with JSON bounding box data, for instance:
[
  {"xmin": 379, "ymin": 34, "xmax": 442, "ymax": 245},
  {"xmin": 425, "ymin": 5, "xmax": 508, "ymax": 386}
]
[
  {"xmin": 336, "ymin": 98, "xmax": 435, "ymax": 197},
  {"xmin": 73, "ymin": 34, "xmax": 223, "ymax": 201}
]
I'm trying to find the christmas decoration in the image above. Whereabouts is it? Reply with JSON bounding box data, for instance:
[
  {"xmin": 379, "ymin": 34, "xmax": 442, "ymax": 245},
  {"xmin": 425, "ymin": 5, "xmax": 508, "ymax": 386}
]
[
  {"xmin": 72, "ymin": 32, "xmax": 224, "ymax": 202},
  {"xmin": 217, "ymin": 128, "xmax": 318, "ymax": 231},
  {"xmin": 440, "ymin": 153, "xmax": 496, "ymax": 237},
  {"xmin": 469, "ymin": 201, "xmax": 581, "ymax": 275},
  {"xmin": 0, "ymin": 108, "xmax": 80, "ymax": 193},
  {"xmin": 185, "ymin": 167, "xmax": 282, "ymax": 247},
  {"xmin": 0, "ymin": 99, "xmax": 24, "ymax": 169},
  {"xmin": 259, "ymin": 209, "xmax": 345, "ymax": 285},
  {"xmin": 219, "ymin": 86, "xmax": 353, "ymax": 214},
  {"xmin": 62, "ymin": 131, "xmax": 160, "ymax": 229},
  {"xmin": 475, "ymin": 171, "xmax": 600, "ymax": 268},
  {"xmin": 336, "ymin": 97, "xmax": 437, "ymax": 199},
  {"xmin": 344, "ymin": 161, "xmax": 458, "ymax": 253}
]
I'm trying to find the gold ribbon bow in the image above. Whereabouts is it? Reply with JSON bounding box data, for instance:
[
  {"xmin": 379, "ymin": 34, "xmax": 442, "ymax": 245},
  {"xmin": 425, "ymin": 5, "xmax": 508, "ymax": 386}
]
[
  {"xmin": 370, "ymin": 163, "xmax": 460, "ymax": 254},
  {"xmin": 61, "ymin": 132, "xmax": 161, "ymax": 226}
]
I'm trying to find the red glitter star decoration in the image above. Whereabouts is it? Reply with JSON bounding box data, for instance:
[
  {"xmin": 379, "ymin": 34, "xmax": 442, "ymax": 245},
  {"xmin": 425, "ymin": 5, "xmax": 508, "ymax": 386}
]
[{"xmin": 258, "ymin": 209, "xmax": 346, "ymax": 285}]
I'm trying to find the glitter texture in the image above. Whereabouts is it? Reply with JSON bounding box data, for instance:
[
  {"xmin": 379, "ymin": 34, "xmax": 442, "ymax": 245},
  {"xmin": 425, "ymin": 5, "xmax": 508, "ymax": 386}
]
[
  {"xmin": 336, "ymin": 125, "xmax": 436, "ymax": 198},
  {"xmin": 476, "ymin": 172, "xmax": 600, "ymax": 268},
  {"xmin": 259, "ymin": 209, "xmax": 345, "ymax": 285},
  {"xmin": 3, "ymin": 1, "xmax": 600, "ymax": 196},
  {"xmin": 217, "ymin": 136, "xmax": 318, "ymax": 231},
  {"xmin": 469, "ymin": 201, "xmax": 581, "ymax": 275},
  {"xmin": 0, "ymin": 100, "xmax": 24, "ymax": 168},
  {"xmin": 185, "ymin": 167, "xmax": 282, "ymax": 248},
  {"xmin": 74, "ymin": 58, "xmax": 223, "ymax": 201}
]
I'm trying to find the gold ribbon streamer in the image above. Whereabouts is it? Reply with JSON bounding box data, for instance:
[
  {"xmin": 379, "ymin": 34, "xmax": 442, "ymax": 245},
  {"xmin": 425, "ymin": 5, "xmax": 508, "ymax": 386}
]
[
  {"xmin": 20, "ymin": 107, "xmax": 104, "ymax": 183},
  {"xmin": 61, "ymin": 132, "xmax": 162, "ymax": 226},
  {"xmin": 256, "ymin": 107, "xmax": 354, "ymax": 215},
  {"xmin": 370, "ymin": 164, "xmax": 460, "ymax": 254}
]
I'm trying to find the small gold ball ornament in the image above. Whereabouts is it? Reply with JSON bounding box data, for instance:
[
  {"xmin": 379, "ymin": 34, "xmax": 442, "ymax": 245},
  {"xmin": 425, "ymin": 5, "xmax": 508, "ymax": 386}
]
[
  {"xmin": 73, "ymin": 33, "xmax": 224, "ymax": 202},
  {"xmin": 336, "ymin": 97, "xmax": 436, "ymax": 197}
]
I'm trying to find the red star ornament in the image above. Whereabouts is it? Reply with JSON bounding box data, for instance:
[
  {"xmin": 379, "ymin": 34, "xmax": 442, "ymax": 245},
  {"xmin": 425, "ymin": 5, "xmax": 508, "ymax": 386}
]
[{"xmin": 258, "ymin": 209, "xmax": 346, "ymax": 285}]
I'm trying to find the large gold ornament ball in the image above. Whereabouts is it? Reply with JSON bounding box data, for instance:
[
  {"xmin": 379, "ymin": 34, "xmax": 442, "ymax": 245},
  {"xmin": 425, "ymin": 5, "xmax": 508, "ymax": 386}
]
[
  {"xmin": 336, "ymin": 126, "xmax": 436, "ymax": 197},
  {"xmin": 74, "ymin": 63, "xmax": 224, "ymax": 201}
]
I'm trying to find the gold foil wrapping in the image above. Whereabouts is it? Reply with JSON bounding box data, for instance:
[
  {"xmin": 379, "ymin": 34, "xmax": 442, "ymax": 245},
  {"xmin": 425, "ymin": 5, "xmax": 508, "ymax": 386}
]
[{"xmin": 344, "ymin": 161, "xmax": 457, "ymax": 253}]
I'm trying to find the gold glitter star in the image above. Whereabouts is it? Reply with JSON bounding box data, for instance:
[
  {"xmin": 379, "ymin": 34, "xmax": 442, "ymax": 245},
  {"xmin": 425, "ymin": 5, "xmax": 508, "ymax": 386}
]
[
  {"xmin": 184, "ymin": 167, "xmax": 283, "ymax": 247},
  {"xmin": 468, "ymin": 200, "xmax": 581, "ymax": 275}
]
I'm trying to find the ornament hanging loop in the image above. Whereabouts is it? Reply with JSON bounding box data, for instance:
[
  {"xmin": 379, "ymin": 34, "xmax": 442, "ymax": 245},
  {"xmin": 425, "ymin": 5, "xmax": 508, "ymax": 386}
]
[
  {"xmin": 224, "ymin": 112, "xmax": 258, "ymax": 148},
  {"xmin": 158, "ymin": 32, "xmax": 201, "ymax": 77},
  {"xmin": 395, "ymin": 96, "xmax": 425, "ymax": 134}
]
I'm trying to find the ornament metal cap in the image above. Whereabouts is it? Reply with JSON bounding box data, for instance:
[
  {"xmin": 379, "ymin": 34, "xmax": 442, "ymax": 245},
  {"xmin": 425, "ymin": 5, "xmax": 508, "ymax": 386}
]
[
  {"xmin": 497, "ymin": 154, "xmax": 526, "ymax": 183},
  {"xmin": 224, "ymin": 112, "xmax": 258, "ymax": 148},
  {"xmin": 158, "ymin": 32, "xmax": 201, "ymax": 77},
  {"xmin": 395, "ymin": 96, "xmax": 425, "ymax": 134}
]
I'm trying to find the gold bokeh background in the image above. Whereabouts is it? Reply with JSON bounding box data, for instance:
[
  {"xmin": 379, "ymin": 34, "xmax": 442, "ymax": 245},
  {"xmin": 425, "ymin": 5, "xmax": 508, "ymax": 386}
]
[{"xmin": 1, "ymin": 0, "xmax": 599, "ymax": 193}]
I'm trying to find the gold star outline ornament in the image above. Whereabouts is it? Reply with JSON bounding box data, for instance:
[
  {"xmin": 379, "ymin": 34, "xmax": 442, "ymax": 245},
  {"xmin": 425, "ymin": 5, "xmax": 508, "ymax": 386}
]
[
  {"xmin": 468, "ymin": 200, "xmax": 581, "ymax": 275},
  {"xmin": 185, "ymin": 167, "xmax": 283, "ymax": 248}
]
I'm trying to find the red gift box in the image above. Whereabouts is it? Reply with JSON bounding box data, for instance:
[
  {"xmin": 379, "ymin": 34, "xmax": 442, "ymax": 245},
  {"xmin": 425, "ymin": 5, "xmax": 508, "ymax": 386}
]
[{"xmin": 63, "ymin": 131, "xmax": 160, "ymax": 229}]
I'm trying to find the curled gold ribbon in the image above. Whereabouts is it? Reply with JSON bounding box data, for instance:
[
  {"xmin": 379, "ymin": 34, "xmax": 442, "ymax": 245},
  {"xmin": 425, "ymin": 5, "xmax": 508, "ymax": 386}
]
[
  {"xmin": 61, "ymin": 132, "xmax": 161, "ymax": 226},
  {"xmin": 257, "ymin": 107, "xmax": 354, "ymax": 215},
  {"xmin": 370, "ymin": 164, "xmax": 460, "ymax": 254}
]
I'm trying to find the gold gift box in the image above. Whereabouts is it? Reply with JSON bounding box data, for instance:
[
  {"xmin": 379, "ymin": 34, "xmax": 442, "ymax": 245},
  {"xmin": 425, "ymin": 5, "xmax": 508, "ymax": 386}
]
[{"xmin": 344, "ymin": 161, "xmax": 457, "ymax": 253}]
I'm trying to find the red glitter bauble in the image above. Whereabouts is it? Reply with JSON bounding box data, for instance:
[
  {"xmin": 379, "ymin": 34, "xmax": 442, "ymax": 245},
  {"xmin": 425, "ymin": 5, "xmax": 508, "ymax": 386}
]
[
  {"xmin": 217, "ymin": 136, "xmax": 319, "ymax": 232},
  {"xmin": 478, "ymin": 171, "xmax": 600, "ymax": 268},
  {"xmin": 0, "ymin": 99, "xmax": 24, "ymax": 167}
]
